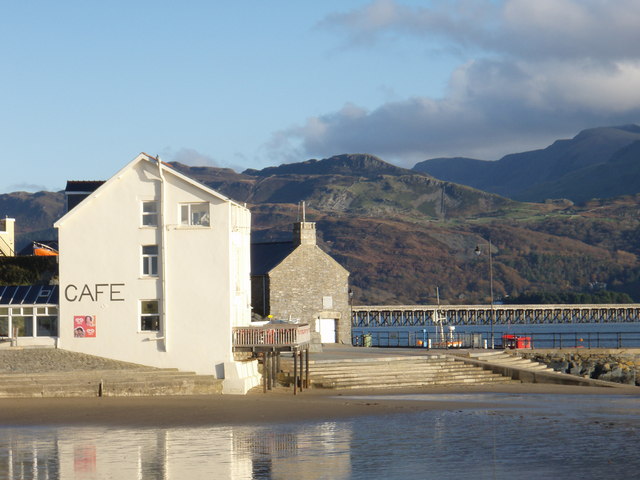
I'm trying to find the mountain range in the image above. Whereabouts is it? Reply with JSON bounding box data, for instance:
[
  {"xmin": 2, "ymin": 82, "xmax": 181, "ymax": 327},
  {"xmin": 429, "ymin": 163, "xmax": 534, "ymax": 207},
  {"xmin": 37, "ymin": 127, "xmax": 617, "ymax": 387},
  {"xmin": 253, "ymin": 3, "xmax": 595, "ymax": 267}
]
[
  {"xmin": 1, "ymin": 126, "xmax": 639, "ymax": 304},
  {"xmin": 413, "ymin": 125, "xmax": 640, "ymax": 203}
]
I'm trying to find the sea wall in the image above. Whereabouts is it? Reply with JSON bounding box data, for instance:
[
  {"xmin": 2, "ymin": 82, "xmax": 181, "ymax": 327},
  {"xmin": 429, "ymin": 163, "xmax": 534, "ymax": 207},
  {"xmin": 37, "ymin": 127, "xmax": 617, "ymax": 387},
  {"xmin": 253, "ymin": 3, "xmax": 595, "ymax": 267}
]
[{"xmin": 517, "ymin": 350, "xmax": 640, "ymax": 386}]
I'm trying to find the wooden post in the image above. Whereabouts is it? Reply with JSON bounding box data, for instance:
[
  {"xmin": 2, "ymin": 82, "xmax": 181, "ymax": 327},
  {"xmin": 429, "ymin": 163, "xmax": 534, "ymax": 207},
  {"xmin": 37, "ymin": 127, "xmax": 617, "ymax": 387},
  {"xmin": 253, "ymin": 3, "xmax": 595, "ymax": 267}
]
[
  {"xmin": 298, "ymin": 349, "xmax": 303, "ymax": 392},
  {"xmin": 271, "ymin": 350, "xmax": 277, "ymax": 389},
  {"xmin": 305, "ymin": 347, "xmax": 310, "ymax": 389},
  {"xmin": 267, "ymin": 352, "xmax": 272, "ymax": 391},
  {"xmin": 262, "ymin": 352, "xmax": 267, "ymax": 393},
  {"xmin": 293, "ymin": 348, "xmax": 298, "ymax": 395}
]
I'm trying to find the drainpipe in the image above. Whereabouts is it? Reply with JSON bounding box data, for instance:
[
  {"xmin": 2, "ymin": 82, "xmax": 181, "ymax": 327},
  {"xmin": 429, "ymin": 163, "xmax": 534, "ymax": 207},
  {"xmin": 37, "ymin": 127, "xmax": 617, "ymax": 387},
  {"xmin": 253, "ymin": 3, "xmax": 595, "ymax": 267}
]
[{"xmin": 157, "ymin": 156, "xmax": 169, "ymax": 352}]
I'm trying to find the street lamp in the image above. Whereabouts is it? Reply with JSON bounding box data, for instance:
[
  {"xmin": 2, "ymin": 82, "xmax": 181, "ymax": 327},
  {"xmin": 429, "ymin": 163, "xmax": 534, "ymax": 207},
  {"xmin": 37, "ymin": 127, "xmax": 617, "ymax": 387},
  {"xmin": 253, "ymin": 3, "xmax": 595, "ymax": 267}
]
[{"xmin": 475, "ymin": 239, "xmax": 495, "ymax": 349}]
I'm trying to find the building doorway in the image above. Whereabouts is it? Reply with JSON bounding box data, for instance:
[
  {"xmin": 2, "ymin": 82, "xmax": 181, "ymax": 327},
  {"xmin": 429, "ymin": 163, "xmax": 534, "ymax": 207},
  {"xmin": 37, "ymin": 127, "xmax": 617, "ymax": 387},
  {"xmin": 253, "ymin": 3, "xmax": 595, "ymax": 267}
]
[{"xmin": 318, "ymin": 318, "xmax": 337, "ymax": 343}]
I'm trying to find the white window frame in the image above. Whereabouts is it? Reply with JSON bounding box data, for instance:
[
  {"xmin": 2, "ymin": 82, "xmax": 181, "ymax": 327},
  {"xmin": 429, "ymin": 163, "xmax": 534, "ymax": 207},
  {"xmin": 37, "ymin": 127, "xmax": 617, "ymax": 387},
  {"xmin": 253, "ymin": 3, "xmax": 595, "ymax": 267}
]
[
  {"xmin": 0, "ymin": 306, "xmax": 58, "ymax": 338},
  {"xmin": 141, "ymin": 201, "xmax": 158, "ymax": 227},
  {"xmin": 141, "ymin": 245, "xmax": 159, "ymax": 276},
  {"xmin": 180, "ymin": 202, "xmax": 210, "ymax": 227},
  {"xmin": 140, "ymin": 300, "xmax": 160, "ymax": 332}
]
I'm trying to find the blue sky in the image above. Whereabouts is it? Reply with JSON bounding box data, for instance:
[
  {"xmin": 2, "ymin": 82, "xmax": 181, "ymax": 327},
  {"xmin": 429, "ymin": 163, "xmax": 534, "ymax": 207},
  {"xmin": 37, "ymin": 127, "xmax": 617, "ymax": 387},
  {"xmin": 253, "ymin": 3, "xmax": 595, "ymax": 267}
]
[{"xmin": 2, "ymin": 0, "xmax": 640, "ymax": 193}]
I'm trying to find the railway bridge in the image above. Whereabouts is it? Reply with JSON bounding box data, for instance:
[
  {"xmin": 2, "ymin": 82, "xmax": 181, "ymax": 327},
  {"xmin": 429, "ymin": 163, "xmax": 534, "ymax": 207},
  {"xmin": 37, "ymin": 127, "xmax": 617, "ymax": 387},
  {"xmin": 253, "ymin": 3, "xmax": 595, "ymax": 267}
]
[{"xmin": 351, "ymin": 304, "xmax": 640, "ymax": 328}]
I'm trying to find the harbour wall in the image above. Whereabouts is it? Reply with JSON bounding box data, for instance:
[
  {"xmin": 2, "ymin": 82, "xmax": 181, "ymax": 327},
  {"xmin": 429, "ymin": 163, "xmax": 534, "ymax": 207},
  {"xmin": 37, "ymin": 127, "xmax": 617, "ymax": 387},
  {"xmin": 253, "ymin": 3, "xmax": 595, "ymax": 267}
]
[{"xmin": 516, "ymin": 349, "xmax": 640, "ymax": 386}]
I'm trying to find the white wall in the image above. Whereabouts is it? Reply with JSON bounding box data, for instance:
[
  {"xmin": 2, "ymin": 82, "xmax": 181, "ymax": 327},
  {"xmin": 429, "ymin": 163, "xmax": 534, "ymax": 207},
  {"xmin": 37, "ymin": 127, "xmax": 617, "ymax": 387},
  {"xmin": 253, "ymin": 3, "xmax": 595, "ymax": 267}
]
[{"xmin": 56, "ymin": 157, "xmax": 252, "ymax": 376}]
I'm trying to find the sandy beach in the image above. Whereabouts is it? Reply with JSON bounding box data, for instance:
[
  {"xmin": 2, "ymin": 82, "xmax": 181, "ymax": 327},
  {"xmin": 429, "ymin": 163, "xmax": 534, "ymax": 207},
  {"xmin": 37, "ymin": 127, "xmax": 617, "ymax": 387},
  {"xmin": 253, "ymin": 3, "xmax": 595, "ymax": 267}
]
[{"xmin": 2, "ymin": 383, "xmax": 638, "ymax": 428}]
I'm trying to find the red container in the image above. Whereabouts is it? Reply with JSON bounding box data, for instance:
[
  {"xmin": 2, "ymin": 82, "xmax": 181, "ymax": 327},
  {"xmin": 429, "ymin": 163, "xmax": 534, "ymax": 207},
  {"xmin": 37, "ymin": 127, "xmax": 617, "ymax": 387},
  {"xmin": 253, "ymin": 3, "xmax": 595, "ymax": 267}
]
[{"xmin": 502, "ymin": 334, "xmax": 532, "ymax": 349}]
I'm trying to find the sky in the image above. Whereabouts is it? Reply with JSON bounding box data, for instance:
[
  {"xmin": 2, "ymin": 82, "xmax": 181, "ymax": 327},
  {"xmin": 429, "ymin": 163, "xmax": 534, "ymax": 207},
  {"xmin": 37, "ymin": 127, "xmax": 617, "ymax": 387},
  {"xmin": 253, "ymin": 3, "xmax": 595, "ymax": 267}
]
[{"xmin": 2, "ymin": 0, "xmax": 640, "ymax": 193}]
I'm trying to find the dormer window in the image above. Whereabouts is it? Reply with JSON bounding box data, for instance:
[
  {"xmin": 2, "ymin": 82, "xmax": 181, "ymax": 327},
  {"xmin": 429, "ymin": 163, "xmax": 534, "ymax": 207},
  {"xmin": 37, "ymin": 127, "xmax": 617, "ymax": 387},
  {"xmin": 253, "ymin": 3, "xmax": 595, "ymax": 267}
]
[
  {"xmin": 180, "ymin": 203, "xmax": 210, "ymax": 227},
  {"xmin": 142, "ymin": 201, "xmax": 158, "ymax": 227}
]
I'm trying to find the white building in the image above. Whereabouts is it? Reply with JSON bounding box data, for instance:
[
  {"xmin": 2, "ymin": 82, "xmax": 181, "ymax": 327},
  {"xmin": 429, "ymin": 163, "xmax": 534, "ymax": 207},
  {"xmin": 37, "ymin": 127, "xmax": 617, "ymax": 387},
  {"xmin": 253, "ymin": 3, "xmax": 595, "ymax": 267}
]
[
  {"xmin": 54, "ymin": 153, "xmax": 259, "ymax": 393},
  {"xmin": 0, "ymin": 217, "xmax": 15, "ymax": 257}
]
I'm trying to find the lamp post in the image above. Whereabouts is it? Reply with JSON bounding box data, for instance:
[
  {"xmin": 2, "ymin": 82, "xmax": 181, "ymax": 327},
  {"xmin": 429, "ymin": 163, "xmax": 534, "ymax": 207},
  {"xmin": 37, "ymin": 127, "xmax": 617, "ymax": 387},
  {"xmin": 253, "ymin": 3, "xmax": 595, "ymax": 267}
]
[{"xmin": 475, "ymin": 239, "xmax": 495, "ymax": 349}]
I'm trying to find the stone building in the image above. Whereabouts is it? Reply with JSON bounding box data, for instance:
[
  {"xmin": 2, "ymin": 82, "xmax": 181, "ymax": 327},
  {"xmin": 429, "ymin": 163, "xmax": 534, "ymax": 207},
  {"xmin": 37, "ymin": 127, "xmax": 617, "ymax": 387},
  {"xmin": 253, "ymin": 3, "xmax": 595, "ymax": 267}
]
[{"xmin": 251, "ymin": 221, "xmax": 351, "ymax": 346}]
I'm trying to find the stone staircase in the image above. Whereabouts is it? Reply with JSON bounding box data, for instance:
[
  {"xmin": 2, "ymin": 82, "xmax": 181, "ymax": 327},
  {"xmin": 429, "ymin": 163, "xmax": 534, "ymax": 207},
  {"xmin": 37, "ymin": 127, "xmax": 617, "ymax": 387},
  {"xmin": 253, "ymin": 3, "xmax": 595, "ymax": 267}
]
[
  {"xmin": 279, "ymin": 354, "xmax": 515, "ymax": 390},
  {"xmin": 0, "ymin": 368, "xmax": 223, "ymax": 398},
  {"xmin": 467, "ymin": 351, "xmax": 559, "ymax": 373}
]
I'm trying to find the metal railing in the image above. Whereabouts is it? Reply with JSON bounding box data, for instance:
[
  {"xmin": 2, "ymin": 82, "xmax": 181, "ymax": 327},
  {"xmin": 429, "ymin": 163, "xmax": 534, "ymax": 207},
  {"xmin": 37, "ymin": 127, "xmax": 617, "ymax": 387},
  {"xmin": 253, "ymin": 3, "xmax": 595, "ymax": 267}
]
[
  {"xmin": 233, "ymin": 323, "xmax": 310, "ymax": 348},
  {"xmin": 352, "ymin": 330, "xmax": 640, "ymax": 349}
]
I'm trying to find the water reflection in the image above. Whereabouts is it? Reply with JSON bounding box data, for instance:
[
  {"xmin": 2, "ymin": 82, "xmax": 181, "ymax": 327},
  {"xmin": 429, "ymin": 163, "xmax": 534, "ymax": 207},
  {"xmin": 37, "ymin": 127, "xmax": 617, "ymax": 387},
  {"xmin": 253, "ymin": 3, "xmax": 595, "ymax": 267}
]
[
  {"xmin": 1, "ymin": 394, "xmax": 640, "ymax": 479},
  {"xmin": 0, "ymin": 422, "xmax": 352, "ymax": 480}
]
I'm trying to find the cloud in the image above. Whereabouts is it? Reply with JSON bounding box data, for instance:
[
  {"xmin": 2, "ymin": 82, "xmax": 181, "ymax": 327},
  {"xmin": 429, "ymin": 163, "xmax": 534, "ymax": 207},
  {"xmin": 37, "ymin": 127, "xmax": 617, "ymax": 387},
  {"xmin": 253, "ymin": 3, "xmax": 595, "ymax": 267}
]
[
  {"xmin": 323, "ymin": 0, "xmax": 640, "ymax": 62},
  {"xmin": 4, "ymin": 182, "xmax": 53, "ymax": 193},
  {"xmin": 164, "ymin": 148, "xmax": 219, "ymax": 167},
  {"xmin": 270, "ymin": 0, "xmax": 640, "ymax": 164}
]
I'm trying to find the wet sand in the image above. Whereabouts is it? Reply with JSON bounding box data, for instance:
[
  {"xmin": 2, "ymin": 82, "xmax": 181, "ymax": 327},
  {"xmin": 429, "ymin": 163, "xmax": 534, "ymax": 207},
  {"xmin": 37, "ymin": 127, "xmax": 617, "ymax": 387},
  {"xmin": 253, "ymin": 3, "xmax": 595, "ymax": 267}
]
[{"xmin": 2, "ymin": 383, "xmax": 638, "ymax": 428}]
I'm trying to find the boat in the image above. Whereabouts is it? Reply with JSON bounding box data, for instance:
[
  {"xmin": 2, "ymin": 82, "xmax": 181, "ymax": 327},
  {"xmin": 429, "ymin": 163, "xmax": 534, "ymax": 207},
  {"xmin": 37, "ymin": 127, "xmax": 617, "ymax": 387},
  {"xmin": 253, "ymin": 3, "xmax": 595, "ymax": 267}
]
[{"xmin": 33, "ymin": 242, "xmax": 58, "ymax": 256}]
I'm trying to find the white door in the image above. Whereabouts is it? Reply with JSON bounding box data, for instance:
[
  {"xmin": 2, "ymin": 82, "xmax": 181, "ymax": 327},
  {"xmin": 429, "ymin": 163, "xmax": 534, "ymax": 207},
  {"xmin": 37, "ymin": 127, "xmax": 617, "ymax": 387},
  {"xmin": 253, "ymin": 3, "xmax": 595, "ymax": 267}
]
[{"xmin": 318, "ymin": 318, "xmax": 336, "ymax": 343}]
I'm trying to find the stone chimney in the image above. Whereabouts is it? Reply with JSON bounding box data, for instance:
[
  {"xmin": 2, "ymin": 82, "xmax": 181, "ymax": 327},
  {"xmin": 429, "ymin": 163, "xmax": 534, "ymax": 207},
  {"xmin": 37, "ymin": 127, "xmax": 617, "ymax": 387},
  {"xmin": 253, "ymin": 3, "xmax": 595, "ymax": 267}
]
[
  {"xmin": 293, "ymin": 221, "xmax": 316, "ymax": 246},
  {"xmin": 0, "ymin": 217, "xmax": 15, "ymax": 256}
]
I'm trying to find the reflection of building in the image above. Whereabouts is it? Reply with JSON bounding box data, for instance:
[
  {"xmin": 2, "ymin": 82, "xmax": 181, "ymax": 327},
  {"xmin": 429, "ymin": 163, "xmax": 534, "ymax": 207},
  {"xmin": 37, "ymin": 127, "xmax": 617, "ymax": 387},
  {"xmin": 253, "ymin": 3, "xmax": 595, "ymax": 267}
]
[
  {"xmin": 1, "ymin": 422, "xmax": 352, "ymax": 479},
  {"xmin": 251, "ymin": 221, "xmax": 350, "ymax": 346},
  {"xmin": 54, "ymin": 154, "xmax": 259, "ymax": 392},
  {"xmin": 0, "ymin": 217, "xmax": 15, "ymax": 257}
]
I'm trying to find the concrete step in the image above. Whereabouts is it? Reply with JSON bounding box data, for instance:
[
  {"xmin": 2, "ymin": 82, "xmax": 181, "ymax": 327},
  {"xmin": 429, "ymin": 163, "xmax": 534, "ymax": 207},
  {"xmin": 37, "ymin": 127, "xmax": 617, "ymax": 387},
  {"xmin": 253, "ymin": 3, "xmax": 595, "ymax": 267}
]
[
  {"xmin": 313, "ymin": 366, "xmax": 508, "ymax": 379},
  {"xmin": 0, "ymin": 372, "xmax": 201, "ymax": 384},
  {"xmin": 280, "ymin": 354, "xmax": 451, "ymax": 365},
  {"xmin": 468, "ymin": 352, "xmax": 555, "ymax": 371},
  {"xmin": 280, "ymin": 357, "xmax": 463, "ymax": 369},
  {"xmin": 279, "ymin": 354, "xmax": 516, "ymax": 390},
  {"xmin": 315, "ymin": 375, "xmax": 514, "ymax": 389},
  {"xmin": 0, "ymin": 370, "xmax": 222, "ymax": 397},
  {"xmin": 305, "ymin": 365, "xmax": 491, "ymax": 380},
  {"xmin": 313, "ymin": 374, "xmax": 510, "ymax": 388}
]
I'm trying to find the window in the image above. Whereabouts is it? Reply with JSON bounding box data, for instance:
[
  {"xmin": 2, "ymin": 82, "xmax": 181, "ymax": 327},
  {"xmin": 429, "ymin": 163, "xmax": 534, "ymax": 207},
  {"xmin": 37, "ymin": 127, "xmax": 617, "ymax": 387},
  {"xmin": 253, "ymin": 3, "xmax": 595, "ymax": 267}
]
[
  {"xmin": 37, "ymin": 316, "xmax": 58, "ymax": 336},
  {"xmin": 142, "ymin": 245, "xmax": 158, "ymax": 276},
  {"xmin": 180, "ymin": 203, "xmax": 210, "ymax": 227},
  {"xmin": 140, "ymin": 300, "xmax": 160, "ymax": 331},
  {"xmin": 142, "ymin": 201, "xmax": 158, "ymax": 226},
  {"xmin": 0, "ymin": 306, "xmax": 58, "ymax": 338},
  {"xmin": 0, "ymin": 313, "xmax": 7, "ymax": 337}
]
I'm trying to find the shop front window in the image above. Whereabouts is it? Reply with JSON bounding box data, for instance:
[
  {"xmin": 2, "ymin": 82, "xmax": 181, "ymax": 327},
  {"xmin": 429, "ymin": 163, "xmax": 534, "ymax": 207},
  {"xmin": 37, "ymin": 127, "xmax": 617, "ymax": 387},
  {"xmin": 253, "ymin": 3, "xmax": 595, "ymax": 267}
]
[
  {"xmin": 12, "ymin": 316, "xmax": 33, "ymax": 337},
  {"xmin": 37, "ymin": 316, "xmax": 58, "ymax": 336}
]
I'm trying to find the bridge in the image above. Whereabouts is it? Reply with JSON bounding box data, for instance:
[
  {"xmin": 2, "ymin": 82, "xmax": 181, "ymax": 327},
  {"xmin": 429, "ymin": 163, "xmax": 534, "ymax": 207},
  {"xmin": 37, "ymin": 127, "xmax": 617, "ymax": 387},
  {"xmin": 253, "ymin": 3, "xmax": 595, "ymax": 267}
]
[{"xmin": 351, "ymin": 304, "xmax": 640, "ymax": 327}]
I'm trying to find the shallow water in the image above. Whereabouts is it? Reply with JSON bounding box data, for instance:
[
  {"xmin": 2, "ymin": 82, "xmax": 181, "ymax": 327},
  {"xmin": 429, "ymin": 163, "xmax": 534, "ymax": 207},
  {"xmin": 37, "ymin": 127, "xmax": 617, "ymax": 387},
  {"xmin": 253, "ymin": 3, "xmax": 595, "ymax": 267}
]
[{"xmin": 1, "ymin": 393, "xmax": 639, "ymax": 479}]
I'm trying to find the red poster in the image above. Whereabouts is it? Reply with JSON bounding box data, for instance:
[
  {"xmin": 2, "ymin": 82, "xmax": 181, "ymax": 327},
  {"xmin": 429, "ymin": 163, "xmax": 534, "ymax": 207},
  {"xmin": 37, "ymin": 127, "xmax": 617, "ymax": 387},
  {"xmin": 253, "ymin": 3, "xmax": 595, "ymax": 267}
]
[{"xmin": 74, "ymin": 315, "xmax": 96, "ymax": 337}]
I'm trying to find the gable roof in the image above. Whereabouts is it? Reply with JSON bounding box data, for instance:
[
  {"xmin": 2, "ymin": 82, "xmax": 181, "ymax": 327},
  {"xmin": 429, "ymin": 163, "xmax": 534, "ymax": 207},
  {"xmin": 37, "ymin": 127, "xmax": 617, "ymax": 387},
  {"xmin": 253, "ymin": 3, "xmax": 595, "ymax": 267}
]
[
  {"xmin": 55, "ymin": 153, "xmax": 244, "ymax": 227},
  {"xmin": 250, "ymin": 241, "xmax": 295, "ymax": 275}
]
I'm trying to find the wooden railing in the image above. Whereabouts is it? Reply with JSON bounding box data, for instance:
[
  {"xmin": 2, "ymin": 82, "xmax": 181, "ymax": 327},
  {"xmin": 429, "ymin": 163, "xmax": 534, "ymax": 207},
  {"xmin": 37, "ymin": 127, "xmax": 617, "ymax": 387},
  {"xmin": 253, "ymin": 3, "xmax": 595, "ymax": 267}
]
[{"xmin": 233, "ymin": 323, "xmax": 311, "ymax": 348}]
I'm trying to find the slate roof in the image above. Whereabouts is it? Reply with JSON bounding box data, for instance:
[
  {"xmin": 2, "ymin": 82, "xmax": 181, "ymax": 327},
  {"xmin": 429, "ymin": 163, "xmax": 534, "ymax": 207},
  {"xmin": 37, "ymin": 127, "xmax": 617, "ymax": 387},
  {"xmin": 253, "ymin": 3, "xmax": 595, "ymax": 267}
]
[
  {"xmin": 64, "ymin": 181, "xmax": 106, "ymax": 193},
  {"xmin": 250, "ymin": 241, "xmax": 296, "ymax": 275},
  {"xmin": 0, "ymin": 285, "xmax": 59, "ymax": 305}
]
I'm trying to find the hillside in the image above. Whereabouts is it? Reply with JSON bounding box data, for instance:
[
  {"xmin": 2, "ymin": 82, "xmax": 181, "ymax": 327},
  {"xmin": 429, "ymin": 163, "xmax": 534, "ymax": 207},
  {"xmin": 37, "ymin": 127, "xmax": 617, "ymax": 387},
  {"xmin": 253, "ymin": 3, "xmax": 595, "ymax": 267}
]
[
  {"xmin": 174, "ymin": 156, "xmax": 640, "ymax": 304},
  {"xmin": 413, "ymin": 125, "xmax": 640, "ymax": 202},
  {"xmin": 2, "ymin": 154, "xmax": 639, "ymax": 304},
  {"xmin": 518, "ymin": 140, "xmax": 640, "ymax": 203},
  {"xmin": 0, "ymin": 191, "xmax": 64, "ymax": 251},
  {"xmin": 172, "ymin": 154, "xmax": 514, "ymax": 220}
]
